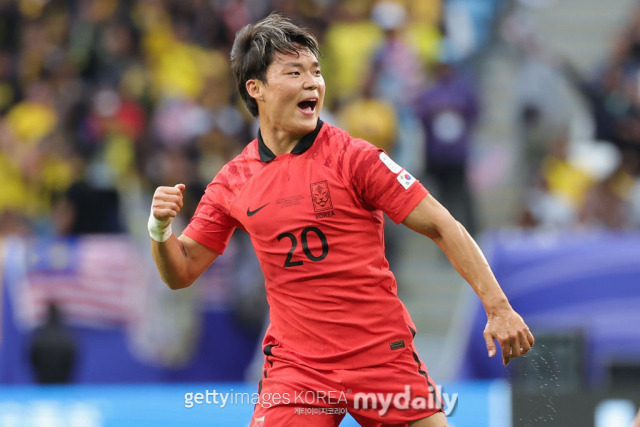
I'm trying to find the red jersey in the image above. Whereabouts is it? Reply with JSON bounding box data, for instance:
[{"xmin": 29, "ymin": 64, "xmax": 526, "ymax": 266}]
[{"xmin": 183, "ymin": 120, "xmax": 428, "ymax": 369}]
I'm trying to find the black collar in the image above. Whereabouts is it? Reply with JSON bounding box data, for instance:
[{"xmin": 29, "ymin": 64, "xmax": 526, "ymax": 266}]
[{"xmin": 258, "ymin": 119, "xmax": 324, "ymax": 162}]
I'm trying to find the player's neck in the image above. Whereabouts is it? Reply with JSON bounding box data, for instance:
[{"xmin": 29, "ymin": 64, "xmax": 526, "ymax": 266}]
[{"xmin": 259, "ymin": 125, "xmax": 303, "ymax": 156}]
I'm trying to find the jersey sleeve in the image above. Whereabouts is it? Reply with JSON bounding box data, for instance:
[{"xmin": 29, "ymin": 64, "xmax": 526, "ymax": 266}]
[
  {"xmin": 182, "ymin": 177, "xmax": 238, "ymax": 255},
  {"xmin": 348, "ymin": 139, "xmax": 429, "ymax": 224}
]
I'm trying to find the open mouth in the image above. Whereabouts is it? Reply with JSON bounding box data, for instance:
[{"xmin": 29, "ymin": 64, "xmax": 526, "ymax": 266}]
[{"xmin": 297, "ymin": 98, "xmax": 318, "ymax": 114}]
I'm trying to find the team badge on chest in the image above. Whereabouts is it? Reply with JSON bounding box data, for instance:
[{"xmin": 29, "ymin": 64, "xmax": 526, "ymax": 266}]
[{"xmin": 310, "ymin": 180, "xmax": 335, "ymax": 218}]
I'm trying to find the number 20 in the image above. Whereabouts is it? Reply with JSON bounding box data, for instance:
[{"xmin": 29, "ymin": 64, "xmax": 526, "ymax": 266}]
[{"xmin": 277, "ymin": 227, "xmax": 329, "ymax": 268}]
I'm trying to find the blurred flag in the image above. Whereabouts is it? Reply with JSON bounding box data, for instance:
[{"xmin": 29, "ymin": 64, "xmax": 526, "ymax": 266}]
[{"xmin": 11, "ymin": 235, "xmax": 146, "ymax": 329}]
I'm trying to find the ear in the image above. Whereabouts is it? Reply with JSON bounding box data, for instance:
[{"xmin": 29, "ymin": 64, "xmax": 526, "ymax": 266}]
[{"xmin": 246, "ymin": 79, "xmax": 264, "ymax": 102}]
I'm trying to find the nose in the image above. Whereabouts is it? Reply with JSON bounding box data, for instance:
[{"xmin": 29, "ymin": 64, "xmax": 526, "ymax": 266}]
[{"xmin": 303, "ymin": 72, "xmax": 320, "ymax": 90}]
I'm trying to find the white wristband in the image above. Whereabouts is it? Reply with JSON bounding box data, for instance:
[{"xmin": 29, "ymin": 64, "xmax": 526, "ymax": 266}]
[{"xmin": 148, "ymin": 211, "xmax": 173, "ymax": 243}]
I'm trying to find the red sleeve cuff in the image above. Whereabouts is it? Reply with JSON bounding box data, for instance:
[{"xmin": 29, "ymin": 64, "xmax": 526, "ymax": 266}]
[
  {"xmin": 388, "ymin": 184, "xmax": 429, "ymax": 224},
  {"xmin": 182, "ymin": 226, "xmax": 228, "ymax": 255}
]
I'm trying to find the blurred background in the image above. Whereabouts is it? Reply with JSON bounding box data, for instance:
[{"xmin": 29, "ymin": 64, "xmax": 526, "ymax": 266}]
[{"xmin": 1, "ymin": 0, "xmax": 640, "ymax": 425}]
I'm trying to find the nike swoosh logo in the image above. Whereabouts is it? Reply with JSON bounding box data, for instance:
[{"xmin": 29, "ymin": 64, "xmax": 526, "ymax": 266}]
[{"xmin": 247, "ymin": 203, "xmax": 269, "ymax": 217}]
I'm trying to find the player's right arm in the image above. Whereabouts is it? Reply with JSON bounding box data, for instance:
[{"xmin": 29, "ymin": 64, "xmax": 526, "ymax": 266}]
[{"xmin": 149, "ymin": 184, "xmax": 219, "ymax": 289}]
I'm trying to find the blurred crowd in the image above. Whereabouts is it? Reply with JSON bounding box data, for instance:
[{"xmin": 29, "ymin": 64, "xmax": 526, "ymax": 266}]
[
  {"xmin": 5, "ymin": 0, "xmax": 637, "ymax": 241},
  {"xmin": 0, "ymin": 0, "xmax": 457, "ymax": 239},
  {"xmin": 508, "ymin": 0, "xmax": 640, "ymax": 230}
]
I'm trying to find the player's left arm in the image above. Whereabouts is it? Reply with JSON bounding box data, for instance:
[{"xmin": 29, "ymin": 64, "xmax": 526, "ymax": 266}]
[{"xmin": 402, "ymin": 194, "xmax": 535, "ymax": 366}]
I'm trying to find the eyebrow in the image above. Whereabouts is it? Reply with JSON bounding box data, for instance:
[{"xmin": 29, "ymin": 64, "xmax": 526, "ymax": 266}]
[{"xmin": 282, "ymin": 61, "xmax": 321, "ymax": 68}]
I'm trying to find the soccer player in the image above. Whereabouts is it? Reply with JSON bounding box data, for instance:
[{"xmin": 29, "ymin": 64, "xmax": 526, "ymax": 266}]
[{"xmin": 148, "ymin": 13, "xmax": 534, "ymax": 427}]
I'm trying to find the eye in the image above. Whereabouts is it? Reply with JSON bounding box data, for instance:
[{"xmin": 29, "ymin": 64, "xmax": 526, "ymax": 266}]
[
  {"xmin": 288, "ymin": 71, "xmax": 300, "ymax": 76},
  {"xmin": 315, "ymin": 69, "xmax": 322, "ymax": 75}
]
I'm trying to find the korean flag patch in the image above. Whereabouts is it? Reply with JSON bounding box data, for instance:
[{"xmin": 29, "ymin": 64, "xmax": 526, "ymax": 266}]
[{"xmin": 396, "ymin": 169, "xmax": 416, "ymax": 190}]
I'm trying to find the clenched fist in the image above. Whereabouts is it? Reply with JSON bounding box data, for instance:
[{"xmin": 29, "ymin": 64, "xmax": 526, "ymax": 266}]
[{"xmin": 148, "ymin": 184, "xmax": 185, "ymax": 242}]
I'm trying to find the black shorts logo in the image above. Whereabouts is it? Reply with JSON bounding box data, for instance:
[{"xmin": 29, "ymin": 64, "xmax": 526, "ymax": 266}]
[
  {"xmin": 310, "ymin": 181, "xmax": 333, "ymax": 212},
  {"xmin": 390, "ymin": 340, "xmax": 405, "ymax": 350}
]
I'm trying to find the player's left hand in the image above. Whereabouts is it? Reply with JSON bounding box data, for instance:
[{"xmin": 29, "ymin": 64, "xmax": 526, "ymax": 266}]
[{"xmin": 483, "ymin": 309, "xmax": 534, "ymax": 366}]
